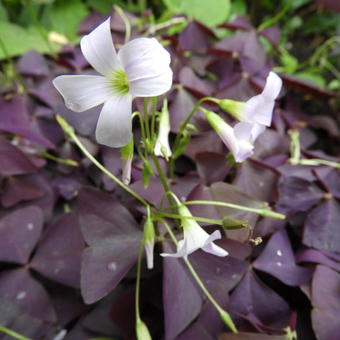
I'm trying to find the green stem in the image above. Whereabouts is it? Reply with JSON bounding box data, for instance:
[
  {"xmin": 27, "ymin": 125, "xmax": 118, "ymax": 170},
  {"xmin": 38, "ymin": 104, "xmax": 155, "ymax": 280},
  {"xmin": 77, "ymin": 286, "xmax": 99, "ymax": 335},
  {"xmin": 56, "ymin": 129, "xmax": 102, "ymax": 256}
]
[
  {"xmin": 161, "ymin": 220, "xmax": 237, "ymax": 333},
  {"xmin": 156, "ymin": 211, "xmax": 224, "ymax": 225},
  {"xmin": 25, "ymin": 0, "xmax": 56, "ymax": 58},
  {"xmin": 37, "ymin": 152, "xmax": 79, "ymax": 167},
  {"xmin": 183, "ymin": 201, "xmax": 285, "ymax": 220},
  {"xmin": 135, "ymin": 241, "xmax": 144, "ymax": 321},
  {"xmin": 0, "ymin": 327, "xmax": 32, "ymax": 340},
  {"xmin": 113, "ymin": 4, "xmax": 131, "ymax": 43},
  {"xmin": 132, "ymin": 111, "xmax": 146, "ymax": 143},
  {"xmin": 143, "ymin": 98, "xmax": 151, "ymax": 143},
  {"xmin": 150, "ymin": 97, "xmax": 158, "ymax": 141},
  {"xmin": 56, "ymin": 115, "xmax": 149, "ymax": 207},
  {"xmin": 258, "ymin": 0, "xmax": 294, "ymax": 31},
  {"xmin": 0, "ymin": 35, "xmax": 11, "ymax": 64},
  {"xmin": 299, "ymin": 159, "xmax": 340, "ymax": 169},
  {"xmin": 169, "ymin": 97, "xmax": 215, "ymax": 177},
  {"xmin": 288, "ymin": 129, "xmax": 301, "ymax": 165}
]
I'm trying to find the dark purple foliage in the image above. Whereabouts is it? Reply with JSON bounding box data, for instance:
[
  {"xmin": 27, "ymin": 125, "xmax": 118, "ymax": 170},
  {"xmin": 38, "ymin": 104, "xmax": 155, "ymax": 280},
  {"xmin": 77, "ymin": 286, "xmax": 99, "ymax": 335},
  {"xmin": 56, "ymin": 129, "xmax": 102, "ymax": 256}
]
[{"xmin": 0, "ymin": 5, "xmax": 339, "ymax": 340}]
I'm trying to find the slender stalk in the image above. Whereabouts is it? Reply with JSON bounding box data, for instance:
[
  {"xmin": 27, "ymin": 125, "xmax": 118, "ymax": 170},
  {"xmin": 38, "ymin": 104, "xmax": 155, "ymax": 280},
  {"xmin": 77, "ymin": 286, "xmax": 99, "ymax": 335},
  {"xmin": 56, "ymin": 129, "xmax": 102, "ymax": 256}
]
[
  {"xmin": 145, "ymin": 17, "xmax": 187, "ymax": 36},
  {"xmin": 161, "ymin": 219, "xmax": 237, "ymax": 333},
  {"xmin": 37, "ymin": 152, "xmax": 79, "ymax": 167},
  {"xmin": 56, "ymin": 115, "xmax": 149, "ymax": 207},
  {"xmin": 169, "ymin": 97, "xmax": 216, "ymax": 177},
  {"xmin": 156, "ymin": 211, "xmax": 224, "ymax": 225},
  {"xmin": 25, "ymin": 0, "xmax": 56, "ymax": 58},
  {"xmin": 183, "ymin": 201, "xmax": 285, "ymax": 220},
  {"xmin": 150, "ymin": 97, "xmax": 158, "ymax": 141},
  {"xmin": 299, "ymin": 159, "xmax": 340, "ymax": 169},
  {"xmin": 132, "ymin": 111, "xmax": 147, "ymax": 142},
  {"xmin": 0, "ymin": 327, "xmax": 32, "ymax": 340},
  {"xmin": 135, "ymin": 241, "xmax": 144, "ymax": 321},
  {"xmin": 113, "ymin": 4, "xmax": 131, "ymax": 43},
  {"xmin": 143, "ymin": 98, "xmax": 152, "ymax": 144}
]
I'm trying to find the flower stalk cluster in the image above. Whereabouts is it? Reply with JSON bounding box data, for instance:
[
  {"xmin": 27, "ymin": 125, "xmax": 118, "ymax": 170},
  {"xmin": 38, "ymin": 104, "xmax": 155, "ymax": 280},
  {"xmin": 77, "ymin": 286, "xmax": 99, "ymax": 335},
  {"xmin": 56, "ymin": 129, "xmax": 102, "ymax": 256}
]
[{"xmin": 54, "ymin": 16, "xmax": 286, "ymax": 338}]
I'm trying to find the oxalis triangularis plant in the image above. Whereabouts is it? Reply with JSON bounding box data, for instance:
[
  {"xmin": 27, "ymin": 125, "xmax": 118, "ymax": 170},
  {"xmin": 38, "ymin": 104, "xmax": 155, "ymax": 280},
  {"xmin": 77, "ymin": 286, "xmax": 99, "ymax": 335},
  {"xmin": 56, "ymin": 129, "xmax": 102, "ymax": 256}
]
[{"xmin": 54, "ymin": 16, "xmax": 285, "ymax": 339}]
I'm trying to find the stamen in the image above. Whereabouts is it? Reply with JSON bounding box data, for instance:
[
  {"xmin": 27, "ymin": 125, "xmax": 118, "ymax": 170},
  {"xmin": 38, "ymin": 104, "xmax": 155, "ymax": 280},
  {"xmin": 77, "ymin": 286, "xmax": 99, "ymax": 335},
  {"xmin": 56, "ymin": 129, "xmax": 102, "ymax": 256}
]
[{"xmin": 110, "ymin": 69, "xmax": 129, "ymax": 95}]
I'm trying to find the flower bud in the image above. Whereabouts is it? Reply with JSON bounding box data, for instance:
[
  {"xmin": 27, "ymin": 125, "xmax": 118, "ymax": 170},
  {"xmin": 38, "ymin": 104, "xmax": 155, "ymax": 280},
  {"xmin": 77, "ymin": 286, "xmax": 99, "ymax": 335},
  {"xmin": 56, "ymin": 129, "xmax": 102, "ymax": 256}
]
[{"xmin": 120, "ymin": 136, "xmax": 134, "ymax": 185}]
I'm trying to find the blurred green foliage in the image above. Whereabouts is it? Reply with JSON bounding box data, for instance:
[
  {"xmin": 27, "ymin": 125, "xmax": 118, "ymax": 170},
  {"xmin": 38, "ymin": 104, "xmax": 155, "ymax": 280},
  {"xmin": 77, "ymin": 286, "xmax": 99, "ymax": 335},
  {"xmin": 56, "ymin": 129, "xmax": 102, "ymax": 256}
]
[{"xmin": 0, "ymin": 0, "xmax": 339, "ymax": 91}]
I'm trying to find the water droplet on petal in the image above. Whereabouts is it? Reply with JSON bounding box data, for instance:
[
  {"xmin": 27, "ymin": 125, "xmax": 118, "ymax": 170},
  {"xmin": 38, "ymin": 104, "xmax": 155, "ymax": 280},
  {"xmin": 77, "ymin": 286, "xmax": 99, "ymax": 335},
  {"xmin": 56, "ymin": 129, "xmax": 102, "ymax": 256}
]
[
  {"xmin": 277, "ymin": 250, "xmax": 283, "ymax": 256},
  {"xmin": 232, "ymin": 274, "xmax": 238, "ymax": 279},
  {"xmin": 107, "ymin": 262, "xmax": 117, "ymax": 271},
  {"xmin": 277, "ymin": 261, "xmax": 282, "ymax": 267},
  {"xmin": 27, "ymin": 223, "xmax": 34, "ymax": 231},
  {"xmin": 16, "ymin": 291, "xmax": 26, "ymax": 300}
]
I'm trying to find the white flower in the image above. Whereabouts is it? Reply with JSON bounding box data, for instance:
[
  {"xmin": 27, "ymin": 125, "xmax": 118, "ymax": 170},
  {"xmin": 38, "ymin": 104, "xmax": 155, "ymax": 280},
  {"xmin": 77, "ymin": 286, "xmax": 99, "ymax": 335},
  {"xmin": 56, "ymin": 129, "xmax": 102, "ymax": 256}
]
[
  {"xmin": 161, "ymin": 204, "xmax": 228, "ymax": 259},
  {"xmin": 219, "ymin": 72, "xmax": 282, "ymax": 126},
  {"xmin": 154, "ymin": 101, "xmax": 172, "ymax": 158},
  {"xmin": 53, "ymin": 17, "xmax": 172, "ymax": 148},
  {"xmin": 207, "ymin": 71, "xmax": 282, "ymax": 162},
  {"xmin": 143, "ymin": 211, "xmax": 155, "ymax": 269}
]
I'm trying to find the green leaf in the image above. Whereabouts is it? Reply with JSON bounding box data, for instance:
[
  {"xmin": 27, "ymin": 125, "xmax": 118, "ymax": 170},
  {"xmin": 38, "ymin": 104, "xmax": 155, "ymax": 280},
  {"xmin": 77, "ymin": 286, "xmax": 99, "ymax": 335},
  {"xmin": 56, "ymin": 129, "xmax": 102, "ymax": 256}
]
[
  {"xmin": 0, "ymin": 20, "xmax": 59, "ymax": 59},
  {"xmin": 295, "ymin": 71, "xmax": 326, "ymax": 89},
  {"xmin": 163, "ymin": 0, "xmax": 231, "ymax": 27},
  {"xmin": 0, "ymin": 1, "xmax": 8, "ymax": 21},
  {"xmin": 87, "ymin": 0, "xmax": 122, "ymax": 13},
  {"xmin": 41, "ymin": 0, "xmax": 88, "ymax": 43}
]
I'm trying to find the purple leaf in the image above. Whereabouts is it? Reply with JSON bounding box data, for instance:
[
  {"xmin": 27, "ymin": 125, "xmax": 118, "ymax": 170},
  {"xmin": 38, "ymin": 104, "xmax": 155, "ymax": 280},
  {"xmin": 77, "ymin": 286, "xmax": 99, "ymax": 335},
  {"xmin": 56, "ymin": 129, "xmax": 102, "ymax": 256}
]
[
  {"xmin": 296, "ymin": 248, "xmax": 340, "ymax": 273},
  {"xmin": 210, "ymin": 182, "xmax": 264, "ymax": 241},
  {"xmin": 77, "ymin": 187, "xmax": 142, "ymax": 303},
  {"xmin": 277, "ymin": 177, "xmax": 324, "ymax": 215},
  {"xmin": 179, "ymin": 21, "xmax": 215, "ymax": 53},
  {"xmin": 253, "ymin": 230, "xmax": 313, "ymax": 286},
  {"xmin": 0, "ymin": 268, "xmax": 56, "ymax": 322},
  {"xmin": 163, "ymin": 242, "xmax": 202, "ymax": 340},
  {"xmin": 233, "ymin": 160, "xmax": 279, "ymax": 202},
  {"xmin": 219, "ymin": 332, "xmax": 287, "ymax": 340},
  {"xmin": 219, "ymin": 15, "xmax": 253, "ymax": 30},
  {"xmin": 1, "ymin": 175, "xmax": 45, "ymax": 208},
  {"xmin": 281, "ymin": 73, "xmax": 337, "ymax": 100},
  {"xmin": 314, "ymin": 167, "xmax": 340, "ymax": 199},
  {"xmin": 31, "ymin": 213, "xmax": 84, "ymax": 288},
  {"xmin": 179, "ymin": 67, "xmax": 214, "ymax": 97},
  {"xmin": 189, "ymin": 251, "xmax": 248, "ymax": 302},
  {"xmin": 228, "ymin": 271, "xmax": 291, "ymax": 329},
  {"xmin": 0, "ymin": 206, "xmax": 43, "ymax": 264},
  {"xmin": 16, "ymin": 50, "xmax": 49, "ymax": 77},
  {"xmin": 259, "ymin": 26, "xmax": 281, "ymax": 46},
  {"xmin": 303, "ymin": 199, "xmax": 340, "ymax": 252},
  {"xmin": 311, "ymin": 265, "xmax": 340, "ymax": 340},
  {"xmin": 0, "ymin": 95, "xmax": 55, "ymax": 148},
  {"xmin": 195, "ymin": 152, "xmax": 231, "ymax": 185},
  {"xmin": 0, "ymin": 136, "xmax": 37, "ymax": 175},
  {"xmin": 51, "ymin": 176, "xmax": 81, "ymax": 200}
]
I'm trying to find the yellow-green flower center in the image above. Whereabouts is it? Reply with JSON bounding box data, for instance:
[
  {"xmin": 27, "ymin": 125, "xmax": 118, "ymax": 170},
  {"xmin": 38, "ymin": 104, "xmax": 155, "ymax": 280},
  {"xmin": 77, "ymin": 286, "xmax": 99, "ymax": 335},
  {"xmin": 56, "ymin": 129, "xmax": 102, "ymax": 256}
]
[{"xmin": 110, "ymin": 69, "xmax": 129, "ymax": 95}]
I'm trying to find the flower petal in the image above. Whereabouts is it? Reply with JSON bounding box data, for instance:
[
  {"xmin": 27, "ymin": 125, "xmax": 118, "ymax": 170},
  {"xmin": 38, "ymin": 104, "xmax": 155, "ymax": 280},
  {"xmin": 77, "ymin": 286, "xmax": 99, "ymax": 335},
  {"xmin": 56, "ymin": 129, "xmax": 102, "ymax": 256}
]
[
  {"xmin": 262, "ymin": 71, "xmax": 283, "ymax": 99},
  {"xmin": 244, "ymin": 71, "xmax": 282, "ymax": 126},
  {"xmin": 202, "ymin": 230, "xmax": 229, "ymax": 257},
  {"xmin": 129, "ymin": 67, "xmax": 173, "ymax": 97},
  {"xmin": 118, "ymin": 37, "xmax": 171, "ymax": 82},
  {"xmin": 96, "ymin": 94, "xmax": 132, "ymax": 147},
  {"xmin": 80, "ymin": 17, "xmax": 120, "ymax": 76},
  {"xmin": 161, "ymin": 240, "xmax": 188, "ymax": 258},
  {"xmin": 53, "ymin": 75, "xmax": 112, "ymax": 112}
]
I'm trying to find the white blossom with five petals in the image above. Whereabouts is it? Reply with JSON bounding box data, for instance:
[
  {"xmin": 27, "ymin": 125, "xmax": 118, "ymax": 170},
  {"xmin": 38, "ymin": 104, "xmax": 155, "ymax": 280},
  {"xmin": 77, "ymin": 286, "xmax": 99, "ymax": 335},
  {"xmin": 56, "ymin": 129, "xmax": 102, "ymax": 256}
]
[
  {"xmin": 53, "ymin": 17, "xmax": 172, "ymax": 148},
  {"xmin": 161, "ymin": 204, "xmax": 228, "ymax": 259},
  {"xmin": 207, "ymin": 71, "xmax": 282, "ymax": 162}
]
